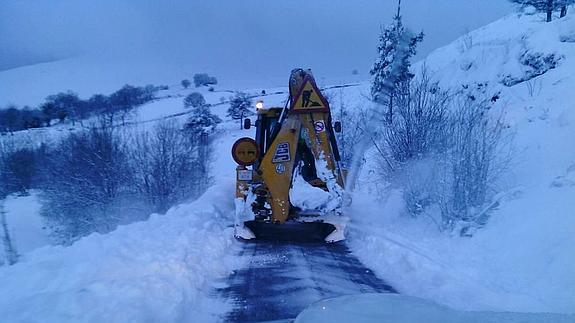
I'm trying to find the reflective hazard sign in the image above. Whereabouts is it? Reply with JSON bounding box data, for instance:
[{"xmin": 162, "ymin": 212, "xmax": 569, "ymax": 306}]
[{"xmin": 291, "ymin": 77, "xmax": 330, "ymax": 113}]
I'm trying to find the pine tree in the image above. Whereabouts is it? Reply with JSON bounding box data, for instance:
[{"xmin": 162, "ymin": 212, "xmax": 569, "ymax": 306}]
[
  {"xmin": 370, "ymin": 0, "xmax": 424, "ymax": 123},
  {"xmin": 227, "ymin": 92, "xmax": 253, "ymax": 128},
  {"xmin": 185, "ymin": 105, "xmax": 221, "ymax": 138}
]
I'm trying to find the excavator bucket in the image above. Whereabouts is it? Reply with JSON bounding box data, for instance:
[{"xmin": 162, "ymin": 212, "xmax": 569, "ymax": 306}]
[{"xmin": 232, "ymin": 68, "xmax": 347, "ymax": 243}]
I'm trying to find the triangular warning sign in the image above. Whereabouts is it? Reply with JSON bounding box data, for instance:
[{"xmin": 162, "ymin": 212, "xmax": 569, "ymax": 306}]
[{"xmin": 290, "ymin": 76, "xmax": 330, "ymax": 113}]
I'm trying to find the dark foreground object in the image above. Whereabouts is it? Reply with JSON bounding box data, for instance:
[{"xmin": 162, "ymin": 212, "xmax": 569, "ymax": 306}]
[
  {"xmin": 244, "ymin": 220, "xmax": 336, "ymax": 243},
  {"xmin": 218, "ymin": 240, "xmax": 396, "ymax": 322}
]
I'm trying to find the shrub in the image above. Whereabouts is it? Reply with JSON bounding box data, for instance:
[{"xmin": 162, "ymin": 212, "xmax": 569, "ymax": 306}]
[
  {"xmin": 380, "ymin": 70, "xmax": 450, "ymax": 167},
  {"xmin": 131, "ymin": 121, "xmax": 208, "ymax": 212},
  {"xmin": 184, "ymin": 92, "xmax": 206, "ymax": 108},
  {"xmin": 193, "ymin": 73, "xmax": 218, "ymax": 87},
  {"xmin": 40, "ymin": 121, "xmax": 134, "ymax": 242},
  {"xmin": 373, "ymin": 71, "xmax": 511, "ymax": 235}
]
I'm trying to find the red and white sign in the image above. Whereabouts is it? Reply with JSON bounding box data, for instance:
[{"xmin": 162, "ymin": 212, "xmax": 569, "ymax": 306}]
[{"xmin": 314, "ymin": 121, "xmax": 326, "ymax": 133}]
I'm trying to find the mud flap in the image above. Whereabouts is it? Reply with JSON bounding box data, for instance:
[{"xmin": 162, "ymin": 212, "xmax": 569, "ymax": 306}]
[{"xmin": 243, "ymin": 220, "xmax": 337, "ymax": 243}]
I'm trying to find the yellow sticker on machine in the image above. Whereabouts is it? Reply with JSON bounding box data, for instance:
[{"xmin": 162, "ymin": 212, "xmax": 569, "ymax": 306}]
[{"xmin": 290, "ymin": 77, "xmax": 330, "ymax": 113}]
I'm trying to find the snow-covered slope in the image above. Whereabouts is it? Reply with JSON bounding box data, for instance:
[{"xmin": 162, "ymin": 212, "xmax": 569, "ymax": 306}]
[
  {"xmin": 0, "ymin": 143, "xmax": 244, "ymax": 322},
  {"xmin": 0, "ymin": 92, "xmax": 256, "ymax": 320},
  {"xmin": 349, "ymin": 12, "xmax": 575, "ymax": 314},
  {"xmin": 1, "ymin": 191, "xmax": 50, "ymax": 255}
]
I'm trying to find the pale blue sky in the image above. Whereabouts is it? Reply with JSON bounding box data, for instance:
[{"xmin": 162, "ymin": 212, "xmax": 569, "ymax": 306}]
[{"xmin": 0, "ymin": 0, "xmax": 514, "ymax": 81}]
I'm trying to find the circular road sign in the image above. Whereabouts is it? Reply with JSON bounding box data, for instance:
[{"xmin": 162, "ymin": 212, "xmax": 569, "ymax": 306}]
[{"xmin": 232, "ymin": 137, "xmax": 259, "ymax": 166}]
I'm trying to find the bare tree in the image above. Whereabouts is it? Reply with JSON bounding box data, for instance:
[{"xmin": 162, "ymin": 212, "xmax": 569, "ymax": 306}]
[
  {"xmin": 131, "ymin": 120, "xmax": 206, "ymax": 213},
  {"xmin": 381, "ymin": 68, "xmax": 451, "ymax": 166},
  {"xmin": 40, "ymin": 118, "xmax": 134, "ymax": 243},
  {"xmin": 439, "ymin": 94, "xmax": 510, "ymax": 234}
]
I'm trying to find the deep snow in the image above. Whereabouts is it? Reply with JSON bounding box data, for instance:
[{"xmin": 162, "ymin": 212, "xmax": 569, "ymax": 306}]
[
  {"xmin": 0, "ymin": 113, "xmax": 252, "ymax": 321},
  {"xmin": 295, "ymin": 294, "xmax": 575, "ymax": 323},
  {"xmin": 0, "ymin": 6, "xmax": 573, "ymax": 322},
  {"xmin": 347, "ymin": 11, "xmax": 575, "ymax": 314},
  {"xmin": 0, "ymin": 162, "xmax": 243, "ymax": 322},
  {"xmin": 1, "ymin": 191, "xmax": 50, "ymax": 255}
]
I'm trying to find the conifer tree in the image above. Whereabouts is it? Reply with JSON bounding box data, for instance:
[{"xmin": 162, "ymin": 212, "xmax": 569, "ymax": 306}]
[{"xmin": 370, "ymin": 0, "xmax": 424, "ymax": 123}]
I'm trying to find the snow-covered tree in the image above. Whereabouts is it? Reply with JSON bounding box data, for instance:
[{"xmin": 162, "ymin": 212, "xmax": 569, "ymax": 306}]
[
  {"xmin": 45, "ymin": 91, "xmax": 82, "ymax": 124},
  {"xmin": 510, "ymin": 0, "xmax": 574, "ymax": 21},
  {"xmin": 185, "ymin": 105, "xmax": 221, "ymax": 139},
  {"xmin": 184, "ymin": 92, "xmax": 206, "ymax": 109},
  {"xmin": 193, "ymin": 73, "xmax": 218, "ymax": 87},
  {"xmin": 557, "ymin": 0, "xmax": 574, "ymax": 17},
  {"xmin": 181, "ymin": 79, "xmax": 191, "ymax": 89},
  {"xmin": 370, "ymin": 1, "xmax": 424, "ymax": 123},
  {"xmin": 227, "ymin": 92, "xmax": 253, "ymax": 128}
]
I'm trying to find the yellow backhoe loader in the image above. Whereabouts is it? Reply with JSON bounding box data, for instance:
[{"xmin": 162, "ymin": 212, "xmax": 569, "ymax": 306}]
[{"xmin": 232, "ymin": 69, "xmax": 347, "ymax": 243}]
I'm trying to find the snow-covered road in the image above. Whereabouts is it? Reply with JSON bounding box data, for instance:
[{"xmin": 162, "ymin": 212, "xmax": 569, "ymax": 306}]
[{"xmin": 219, "ymin": 241, "xmax": 395, "ymax": 322}]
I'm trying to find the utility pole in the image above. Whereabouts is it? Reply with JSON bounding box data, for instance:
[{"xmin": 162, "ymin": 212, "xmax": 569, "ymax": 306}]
[{"xmin": 1, "ymin": 202, "xmax": 19, "ymax": 265}]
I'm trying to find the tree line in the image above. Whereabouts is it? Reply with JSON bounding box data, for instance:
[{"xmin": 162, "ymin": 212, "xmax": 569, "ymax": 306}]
[{"xmin": 0, "ymin": 84, "xmax": 164, "ymax": 134}]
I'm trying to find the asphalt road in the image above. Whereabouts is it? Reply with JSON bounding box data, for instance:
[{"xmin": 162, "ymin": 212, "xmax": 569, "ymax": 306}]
[{"xmin": 219, "ymin": 240, "xmax": 396, "ymax": 322}]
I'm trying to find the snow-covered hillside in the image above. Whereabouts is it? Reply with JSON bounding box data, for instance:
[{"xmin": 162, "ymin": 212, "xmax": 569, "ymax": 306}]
[
  {"xmin": 349, "ymin": 12, "xmax": 575, "ymax": 314},
  {"xmin": 0, "ymin": 191, "xmax": 49, "ymax": 255}
]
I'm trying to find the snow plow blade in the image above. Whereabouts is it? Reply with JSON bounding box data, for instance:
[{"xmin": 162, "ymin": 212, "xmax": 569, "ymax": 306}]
[{"xmin": 244, "ymin": 220, "xmax": 337, "ymax": 243}]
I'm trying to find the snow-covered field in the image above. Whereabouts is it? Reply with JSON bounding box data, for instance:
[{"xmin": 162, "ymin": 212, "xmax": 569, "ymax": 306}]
[{"xmin": 1, "ymin": 191, "xmax": 50, "ymax": 255}]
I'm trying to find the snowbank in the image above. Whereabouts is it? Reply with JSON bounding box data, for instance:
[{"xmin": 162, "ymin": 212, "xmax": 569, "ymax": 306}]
[
  {"xmin": 295, "ymin": 294, "xmax": 575, "ymax": 323},
  {"xmin": 348, "ymin": 12, "xmax": 575, "ymax": 314},
  {"xmin": 1, "ymin": 191, "xmax": 50, "ymax": 255},
  {"xmin": 0, "ymin": 182, "xmax": 242, "ymax": 322}
]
